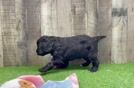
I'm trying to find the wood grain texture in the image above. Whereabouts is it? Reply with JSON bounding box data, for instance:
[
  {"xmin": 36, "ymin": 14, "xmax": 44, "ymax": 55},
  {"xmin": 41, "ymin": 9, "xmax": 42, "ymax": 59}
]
[
  {"xmin": 111, "ymin": 0, "xmax": 128, "ymax": 63},
  {"xmin": 41, "ymin": 0, "xmax": 53, "ymax": 36},
  {"xmin": 85, "ymin": 0, "xmax": 97, "ymax": 36},
  {"xmin": 0, "ymin": 0, "xmax": 3, "ymax": 67},
  {"xmin": 2, "ymin": 0, "xmax": 22, "ymax": 66},
  {"xmin": 15, "ymin": 0, "xmax": 28, "ymax": 65},
  {"xmin": 50, "ymin": 0, "xmax": 58, "ymax": 36},
  {"xmin": 127, "ymin": 0, "xmax": 134, "ymax": 62},
  {"xmin": 57, "ymin": 0, "xmax": 73, "ymax": 36},
  {"xmin": 97, "ymin": 0, "xmax": 112, "ymax": 63},
  {"xmin": 71, "ymin": 0, "xmax": 86, "ymax": 35}
]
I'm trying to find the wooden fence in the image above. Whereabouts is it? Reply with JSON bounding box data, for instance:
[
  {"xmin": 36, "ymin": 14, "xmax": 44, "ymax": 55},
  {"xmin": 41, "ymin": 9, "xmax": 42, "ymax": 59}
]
[{"xmin": 0, "ymin": 0, "xmax": 134, "ymax": 67}]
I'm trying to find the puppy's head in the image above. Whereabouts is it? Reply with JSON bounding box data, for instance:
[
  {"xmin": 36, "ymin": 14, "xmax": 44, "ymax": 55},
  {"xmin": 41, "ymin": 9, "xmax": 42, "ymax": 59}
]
[{"xmin": 36, "ymin": 36, "xmax": 55, "ymax": 56}]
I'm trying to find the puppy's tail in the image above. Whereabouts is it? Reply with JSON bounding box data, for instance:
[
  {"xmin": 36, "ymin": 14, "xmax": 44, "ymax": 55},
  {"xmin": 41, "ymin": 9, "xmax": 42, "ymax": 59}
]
[{"xmin": 92, "ymin": 36, "xmax": 106, "ymax": 42}]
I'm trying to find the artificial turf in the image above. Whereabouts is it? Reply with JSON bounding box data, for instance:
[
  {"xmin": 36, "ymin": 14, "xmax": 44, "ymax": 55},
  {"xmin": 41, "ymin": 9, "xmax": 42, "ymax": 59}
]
[{"xmin": 0, "ymin": 63, "xmax": 134, "ymax": 88}]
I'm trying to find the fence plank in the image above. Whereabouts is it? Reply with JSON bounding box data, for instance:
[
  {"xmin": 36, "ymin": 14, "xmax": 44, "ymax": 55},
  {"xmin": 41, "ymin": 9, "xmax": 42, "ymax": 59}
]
[
  {"xmin": 24, "ymin": 0, "xmax": 43, "ymax": 65},
  {"xmin": 127, "ymin": 0, "xmax": 134, "ymax": 62},
  {"xmin": 15, "ymin": 0, "xmax": 28, "ymax": 65},
  {"xmin": 111, "ymin": 0, "xmax": 128, "ymax": 63},
  {"xmin": 57, "ymin": 0, "xmax": 73, "ymax": 36},
  {"xmin": 97, "ymin": 0, "xmax": 112, "ymax": 63},
  {"xmin": 51, "ymin": 0, "xmax": 58, "ymax": 36},
  {"xmin": 41, "ymin": 0, "xmax": 53, "ymax": 36},
  {"xmin": 2, "ymin": 0, "xmax": 23, "ymax": 66},
  {"xmin": 85, "ymin": 0, "xmax": 97, "ymax": 36},
  {"xmin": 0, "ymin": 0, "xmax": 3, "ymax": 67},
  {"xmin": 71, "ymin": 0, "xmax": 86, "ymax": 35}
]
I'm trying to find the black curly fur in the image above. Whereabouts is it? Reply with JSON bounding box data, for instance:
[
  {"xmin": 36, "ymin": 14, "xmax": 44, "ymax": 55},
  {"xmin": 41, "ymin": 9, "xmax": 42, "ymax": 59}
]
[{"xmin": 36, "ymin": 35, "xmax": 106, "ymax": 73}]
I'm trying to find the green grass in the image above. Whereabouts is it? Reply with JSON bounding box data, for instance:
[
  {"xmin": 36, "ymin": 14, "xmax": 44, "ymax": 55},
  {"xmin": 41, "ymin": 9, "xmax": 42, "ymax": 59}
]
[{"xmin": 0, "ymin": 63, "xmax": 134, "ymax": 88}]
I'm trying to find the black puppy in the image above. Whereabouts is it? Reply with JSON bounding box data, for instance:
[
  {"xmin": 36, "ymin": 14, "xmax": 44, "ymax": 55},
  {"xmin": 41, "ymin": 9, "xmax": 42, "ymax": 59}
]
[{"xmin": 36, "ymin": 35, "xmax": 106, "ymax": 73}]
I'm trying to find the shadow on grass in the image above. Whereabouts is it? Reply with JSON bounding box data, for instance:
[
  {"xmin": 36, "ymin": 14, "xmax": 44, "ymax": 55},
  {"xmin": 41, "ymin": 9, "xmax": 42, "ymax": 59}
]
[{"xmin": 40, "ymin": 65, "xmax": 88, "ymax": 75}]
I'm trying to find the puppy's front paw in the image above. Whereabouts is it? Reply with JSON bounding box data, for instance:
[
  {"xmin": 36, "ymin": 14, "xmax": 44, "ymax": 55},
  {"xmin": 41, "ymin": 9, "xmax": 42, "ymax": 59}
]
[{"xmin": 89, "ymin": 67, "xmax": 98, "ymax": 72}]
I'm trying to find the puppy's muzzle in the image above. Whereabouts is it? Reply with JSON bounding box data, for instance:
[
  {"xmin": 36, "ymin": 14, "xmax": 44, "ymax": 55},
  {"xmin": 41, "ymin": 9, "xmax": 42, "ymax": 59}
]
[{"xmin": 36, "ymin": 49, "xmax": 45, "ymax": 56}]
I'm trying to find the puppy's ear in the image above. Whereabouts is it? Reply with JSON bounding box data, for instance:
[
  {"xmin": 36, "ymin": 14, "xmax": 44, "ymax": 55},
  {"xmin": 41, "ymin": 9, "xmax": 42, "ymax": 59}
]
[{"xmin": 37, "ymin": 36, "xmax": 47, "ymax": 42}]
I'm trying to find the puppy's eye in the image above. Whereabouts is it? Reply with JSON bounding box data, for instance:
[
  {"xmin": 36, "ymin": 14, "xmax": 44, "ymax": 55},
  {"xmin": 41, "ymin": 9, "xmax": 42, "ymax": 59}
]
[
  {"xmin": 80, "ymin": 40, "xmax": 87, "ymax": 44},
  {"xmin": 42, "ymin": 39, "xmax": 47, "ymax": 42}
]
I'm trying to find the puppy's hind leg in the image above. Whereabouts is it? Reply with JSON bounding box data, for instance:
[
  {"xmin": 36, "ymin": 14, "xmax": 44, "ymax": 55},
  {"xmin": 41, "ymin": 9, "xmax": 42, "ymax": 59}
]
[{"xmin": 89, "ymin": 56, "xmax": 99, "ymax": 72}]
